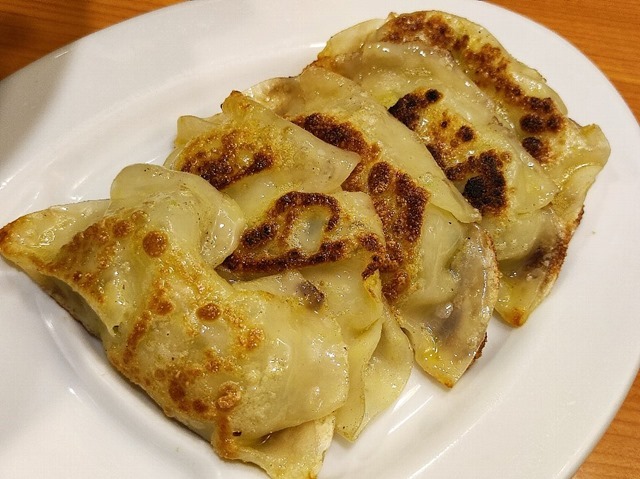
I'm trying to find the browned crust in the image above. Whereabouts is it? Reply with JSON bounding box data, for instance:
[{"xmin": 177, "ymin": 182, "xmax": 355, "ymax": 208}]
[
  {"xmin": 293, "ymin": 113, "xmax": 430, "ymax": 302},
  {"xmin": 294, "ymin": 113, "xmax": 380, "ymax": 162},
  {"xmin": 222, "ymin": 191, "xmax": 380, "ymax": 276},
  {"xmin": 178, "ymin": 131, "xmax": 275, "ymax": 189},
  {"xmin": 445, "ymin": 150, "xmax": 507, "ymax": 216},
  {"xmin": 387, "ymin": 88, "xmax": 443, "ymax": 130},
  {"xmin": 388, "ymin": 90, "xmax": 507, "ymax": 216},
  {"xmin": 378, "ymin": 12, "xmax": 565, "ymax": 165}
]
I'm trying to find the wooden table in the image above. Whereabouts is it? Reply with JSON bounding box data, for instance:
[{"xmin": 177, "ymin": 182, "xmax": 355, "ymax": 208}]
[{"xmin": 1, "ymin": 1, "xmax": 638, "ymax": 477}]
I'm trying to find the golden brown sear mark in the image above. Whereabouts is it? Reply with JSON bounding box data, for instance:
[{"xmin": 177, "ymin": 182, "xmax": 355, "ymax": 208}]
[
  {"xmin": 388, "ymin": 89, "xmax": 507, "ymax": 216},
  {"xmin": 293, "ymin": 112, "xmax": 429, "ymax": 302},
  {"xmin": 143, "ymin": 230, "xmax": 168, "ymax": 258},
  {"xmin": 445, "ymin": 151, "xmax": 507, "ymax": 216},
  {"xmin": 379, "ymin": 12, "xmax": 565, "ymax": 165},
  {"xmin": 358, "ymin": 161, "xmax": 429, "ymax": 300},
  {"xmin": 387, "ymin": 89, "xmax": 443, "ymax": 130},
  {"xmin": 274, "ymin": 191, "xmax": 341, "ymax": 232},
  {"xmin": 197, "ymin": 302, "xmax": 221, "ymax": 321},
  {"xmin": 179, "ymin": 131, "xmax": 274, "ymax": 190},
  {"xmin": 521, "ymin": 136, "xmax": 549, "ymax": 163},
  {"xmin": 122, "ymin": 311, "xmax": 153, "ymax": 364},
  {"xmin": 112, "ymin": 219, "xmax": 134, "ymax": 238},
  {"xmin": 293, "ymin": 113, "xmax": 379, "ymax": 161},
  {"xmin": 223, "ymin": 191, "xmax": 351, "ymax": 274}
]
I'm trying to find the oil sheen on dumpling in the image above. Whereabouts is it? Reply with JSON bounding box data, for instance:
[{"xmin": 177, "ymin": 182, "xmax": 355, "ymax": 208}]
[
  {"xmin": 165, "ymin": 92, "xmax": 413, "ymax": 439},
  {"xmin": 314, "ymin": 11, "xmax": 609, "ymax": 325},
  {"xmin": 244, "ymin": 67, "xmax": 499, "ymax": 387},
  {"xmin": 0, "ymin": 164, "xmax": 352, "ymax": 479}
]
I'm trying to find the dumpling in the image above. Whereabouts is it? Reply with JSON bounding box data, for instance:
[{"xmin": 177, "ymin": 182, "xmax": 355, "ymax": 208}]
[
  {"xmin": 313, "ymin": 11, "xmax": 609, "ymax": 325},
  {"xmin": 243, "ymin": 67, "xmax": 499, "ymax": 387},
  {"xmin": 0, "ymin": 164, "xmax": 353, "ymax": 479},
  {"xmin": 165, "ymin": 91, "xmax": 413, "ymax": 439}
]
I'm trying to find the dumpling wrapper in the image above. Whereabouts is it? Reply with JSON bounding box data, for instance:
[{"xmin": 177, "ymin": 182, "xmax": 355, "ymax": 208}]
[
  {"xmin": 244, "ymin": 68, "xmax": 499, "ymax": 387},
  {"xmin": 314, "ymin": 11, "xmax": 609, "ymax": 325},
  {"xmin": 166, "ymin": 92, "xmax": 413, "ymax": 439},
  {"xmin": 0, "ymin": 164, "xmax": 353, "ymax": 479}
]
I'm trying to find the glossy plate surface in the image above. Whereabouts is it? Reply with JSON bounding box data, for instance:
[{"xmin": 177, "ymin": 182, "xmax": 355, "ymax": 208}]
[{"xmin": 0, "ymin": 1, "xmax": 638, "ymax": 478}]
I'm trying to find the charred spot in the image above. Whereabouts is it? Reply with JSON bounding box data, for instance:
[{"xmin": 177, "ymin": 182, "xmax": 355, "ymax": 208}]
[
  {"xmin": 527, "ymin": 97, "xmax": 555, "ymax": 113},
  {"xmin": 456, "ymin": 125, "xmax": 475, "ymax": 142},
  {"xmin": 520, "ymin": 113, "xmax": 564, "ymax": 134},
  {"xmin": 359, "ymin": 162, "xmax": 429, "ymax": 301},
  {"xmin": 387, "ymin": 14, "xmax": 459, "ymax": 49},
  {"xmin": 388, "ymin": 89, "xmax": 442, "ymax": 129},
  {"xmin": 294, "ymin": 113, "xmax": 373, "ymax": 158},
  {"xmin": 520, "ymin": 114, "xmax": 545, "ymax": 134},
  {"xmin": 196, "ymin": 302, "xmax": 221, "ymax": 321},
  {"xmin": 251, "ymin": 151, "xmax": 273, "ymax": 172},
  {"xmin": 359, "ymin": 234, "xmax": 385, "ymax": 279},
  {"xmin": 241, "ymin": 223, "xmax": 277, "ymax": 248},
  {"xmin": 522, "ymin": 136, "xmax": 549, "ymax": 163},
  {"xmin": 462, "ymin": 43, "xmax": 510, "ymax": 90},
  {"xmin": 214, "ymin": 191, "xmax": 348, "ymax": 274},
  {"xmin": 372, "ymin": 174, "xmax": 426, "ymax": 246},
  {"xmin": 341, "ymin": 162, "xmax": 366, "ymax": 192},
  {"xmin": 446, "ymin": 150, "xmax": 507, "ymax": 215},
  {"xmin": 545, "ymin": 114, "xmax": 563, "ymax": 132},
  {"xmin": 384, "ymin": 240, "xmax": 405, "ymax": 265},
  {"xmin": 361, "ymin": 259, "xmax": 380, "ymax": 280},
  {"xmin": 204, "ymin": 148, "xmax": 273, "ymax": 190},
  {"xmin": 379, "ymin": 13, "xmax": 427, "ymax": 42},
  {"xmin": 425, "ymin": 89, "xmax": 443, "ymax": 103},
  {"xmin": 142, "ymin": 231, "xmax": 168, "ymax": 258},
  {"xmin": 464, "ymin": 176, "xmax": 503, "ymax": 214},
  {"xmin": 204, "ymin": 350, "xmax": 235, "ymax": 373}
]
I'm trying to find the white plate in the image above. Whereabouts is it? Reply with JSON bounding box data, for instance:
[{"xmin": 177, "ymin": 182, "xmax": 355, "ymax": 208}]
[{"xmin": 1, "ymin": 1, "xmax": 638, "ymax": 478}]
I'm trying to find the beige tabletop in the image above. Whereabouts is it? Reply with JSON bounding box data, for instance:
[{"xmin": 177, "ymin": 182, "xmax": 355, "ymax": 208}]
[{"xmin": 1, "ymin": 1, "xmax": 638, "ymax": 477}]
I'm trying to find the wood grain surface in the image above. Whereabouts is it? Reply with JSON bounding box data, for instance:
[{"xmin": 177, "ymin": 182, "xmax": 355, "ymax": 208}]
[{"xmin": 1, "ymin": 1, "xmax": 638, "ymax": 477}]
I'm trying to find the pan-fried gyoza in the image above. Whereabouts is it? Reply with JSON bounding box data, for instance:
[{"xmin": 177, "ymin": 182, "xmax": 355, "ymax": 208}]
[
  {"xmin": 0, "ymin": 10, "xmax": 608, "ymax": 479},
  {"xmin": 313, "ymin": 11, "xmax": 609, "ymax": 325},
  {"xmin": 166, "ymin": 92, "xmax": 414, "ymax": 442},
  {"xmin": 241, "ymin": 69, "xmax": 498, "ymax": 386}
]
